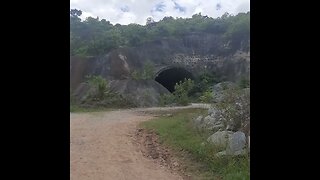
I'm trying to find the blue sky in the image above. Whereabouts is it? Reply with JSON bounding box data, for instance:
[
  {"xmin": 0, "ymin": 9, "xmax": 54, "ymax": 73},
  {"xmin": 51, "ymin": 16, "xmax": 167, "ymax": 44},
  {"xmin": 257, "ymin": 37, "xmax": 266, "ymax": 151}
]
[{"xmin": 70, "ymin": 0, "xmax": 250, "ymax": 25}]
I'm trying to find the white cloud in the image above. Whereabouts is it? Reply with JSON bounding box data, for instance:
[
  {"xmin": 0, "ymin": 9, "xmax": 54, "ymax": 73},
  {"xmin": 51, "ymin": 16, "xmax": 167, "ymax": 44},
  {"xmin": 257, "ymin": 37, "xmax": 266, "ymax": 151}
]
[{"xmin": 70, "ymin": 0, "xmax": 250, "ymax": 25}]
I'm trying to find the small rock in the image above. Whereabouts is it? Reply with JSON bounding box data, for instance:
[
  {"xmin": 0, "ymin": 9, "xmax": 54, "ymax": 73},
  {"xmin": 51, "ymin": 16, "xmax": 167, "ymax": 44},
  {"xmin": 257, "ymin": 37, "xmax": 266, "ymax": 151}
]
[
  {"xmin": 215, "ymin": 150, "xmax": 227, "ymax": 157},
  {"xmin": 173, "ymin": 161, "xmax": 179, "ymax": 167},
  {"xmin": 208, "ymin": 108, "xmax": 216, "ymax": 115}
]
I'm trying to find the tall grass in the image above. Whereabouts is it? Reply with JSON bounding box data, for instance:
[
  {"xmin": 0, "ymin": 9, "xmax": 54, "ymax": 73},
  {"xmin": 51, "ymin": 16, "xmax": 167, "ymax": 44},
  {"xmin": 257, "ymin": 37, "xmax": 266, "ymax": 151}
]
[{"xmin": 142, "ymin": 108, "xmax": 249, "ymax": 179}]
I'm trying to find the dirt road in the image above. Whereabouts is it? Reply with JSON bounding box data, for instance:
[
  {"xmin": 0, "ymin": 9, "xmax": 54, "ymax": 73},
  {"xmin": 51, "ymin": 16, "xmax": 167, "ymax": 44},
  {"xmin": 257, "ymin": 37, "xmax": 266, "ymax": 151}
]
[{"xmin": 70, "ymin": 104, "xmax": 209, "ymax": 180}]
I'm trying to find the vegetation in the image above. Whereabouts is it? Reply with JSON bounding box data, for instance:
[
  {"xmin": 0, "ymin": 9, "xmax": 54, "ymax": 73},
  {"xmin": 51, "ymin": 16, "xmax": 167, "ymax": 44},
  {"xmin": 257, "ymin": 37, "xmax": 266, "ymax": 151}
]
[
  {"xmin": 238, "ymin": 77, "xmax": 250, "ymax": 88},
  {"xmin": 70, "ymin": 75, "xmax": 136, "ymax": 111},
  {"xmin": 199, "ymin": 89, "xmax": 214, "ymax": 103},
  {"xmin": 192, "ymin": 71, "xmax": 219, "ymax": 102},
  {"xmin": 159, "ymin": 78, "xmax": 195, "ymax": 106},
  {"xmin": 213, "ymin": 87, "xmax": 250, "ymax": 132},
  {"xmin": 142, "ymin": 108, "xmax": 250, "ymax": 179},
  {"xmin": 159, "ymin": 72, "xmax": 220, "ymax": 106},
  {"xmin": 70, "ymin": 9, "xmax": 250, "ymax": 56},
  {"xmin": 131, "ymin": 62, "xmax": 155, "ymax": 80},
  {"xmin": 173, "ymin": 78, "xmax": 195, "ymax": 105},
  {"xmin": 85, "ymin": 75, "xmax": 109, "ymax": 101},
  {"xmin": 159, "ymin": 93, "xmax": 175, "ymax": 106}
]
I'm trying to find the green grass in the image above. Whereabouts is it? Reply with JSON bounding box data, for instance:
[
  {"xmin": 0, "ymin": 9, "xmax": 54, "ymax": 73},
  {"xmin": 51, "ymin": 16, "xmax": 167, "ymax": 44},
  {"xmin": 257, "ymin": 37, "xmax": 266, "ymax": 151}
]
[
  {"xmin": 70, "ymin": 104, "xmax": 117, "ymax": 112},
  {"xmin": 141, "ymin": 108, "xmax": 250, "ymax": 180}
]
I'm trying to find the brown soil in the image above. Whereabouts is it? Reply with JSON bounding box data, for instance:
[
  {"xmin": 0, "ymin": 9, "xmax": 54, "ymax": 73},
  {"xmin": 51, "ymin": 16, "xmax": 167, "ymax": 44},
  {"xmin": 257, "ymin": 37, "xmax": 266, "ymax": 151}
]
[
  {"xmin": 70, "ymin": 105, "xmax": 209, "ymax": 180},
  {"xmin": 70, "ymin": 110, "xmax": 182, "ymax": 180}
]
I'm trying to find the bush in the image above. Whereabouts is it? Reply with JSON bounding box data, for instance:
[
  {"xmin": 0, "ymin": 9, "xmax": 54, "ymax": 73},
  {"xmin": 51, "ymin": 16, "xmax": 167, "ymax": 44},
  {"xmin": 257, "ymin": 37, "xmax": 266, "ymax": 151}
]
[
  {"xmin": 158, "ymin": 78, "xmax": 196, "ymax": 106},
  {"xmin": 239, "ymin": 77, "xmax": 250, "ymax": 88},
  {"xmin": 85, "ymin": 75, "xmax": 110, "ymax": 100},
  {"xmin": 80, "ymin": 75, "xmax": 136, "ymax": 108},
  {"xmin": 212, "ymin": 87, "xmax": 250, "ymax": 132},
  {"xmin": 173, "ymin": 78, "xmax": 194, "ymax": 106},
  {"xmin": 131, "ymin": 62, "xmax": 154, "ymax": 80},
  {"xmin": 159, "ymin": 93, "xmax": 175, "ymax": 106},
  {"xmin": 141, "ymin": 108, "xmax": 249, "ymax": 179},
  {"xmin": 199, "ymin": 89, "xmax": 213, "ymax": 103}
]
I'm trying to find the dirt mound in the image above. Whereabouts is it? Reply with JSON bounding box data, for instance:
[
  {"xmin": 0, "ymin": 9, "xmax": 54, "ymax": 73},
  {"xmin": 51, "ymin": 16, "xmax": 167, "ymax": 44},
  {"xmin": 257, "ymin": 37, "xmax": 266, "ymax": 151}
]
[{"xmin": 135, "ymin": 128, "xmax": 192, "ymax": 179}]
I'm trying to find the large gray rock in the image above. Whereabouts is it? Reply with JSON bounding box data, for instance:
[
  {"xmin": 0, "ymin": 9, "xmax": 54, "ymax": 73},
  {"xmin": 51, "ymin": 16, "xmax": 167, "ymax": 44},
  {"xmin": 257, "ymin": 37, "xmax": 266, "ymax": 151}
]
[
  {"xmin": 213, "ymin": 81, "xmax": 237, "ymax": 92},
  {"xmin": 202, "ymin": 114, "xmax": 225, "ymax": 132},
  {"xmin": 212, "ymin": 81, "xmax": 237, "ymax": 103},
  {"xmin": 208, "ymin": 107, "xmax": 216, "ymax": 116},
  {"xmin": 226, "ymin": 131, "xmax": 247, "ymax": 155},
  {"xmin": 208, "ymin": 131, "xmax": 248, "ymax": 156},
  {"xmin": 248, "ymin": 135, "xmax": 250, "ymax": 153},
  {"xmin": 207, "ymin": 131, "xmax": 233, "ymax": 148},
  {"xmin": 194, "ymin": 106, "xmax": 228, "ymax": 133},
  {"xmin": 109, "ymin": 79, "xmax": 170, "ymax": 107}
]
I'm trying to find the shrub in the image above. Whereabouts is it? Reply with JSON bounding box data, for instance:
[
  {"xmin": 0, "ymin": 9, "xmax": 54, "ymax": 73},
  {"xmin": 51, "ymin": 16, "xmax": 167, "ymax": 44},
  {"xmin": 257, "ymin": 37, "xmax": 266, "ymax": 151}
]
[
  {"xmin": 199, "ymin": 89, "xmax": 214, "ymax": 103},
  {"xmin": 131, "ymin": 61, "xmax": 154, "ymax": 80},
  {"xmin": 85, "ymin": 75, "xmax": 110, "ymax": 100},
  {"xmin": 81, "ymin": 75, "xmax": 136, "ymax": 108},
  {"xmin": 173, "ymin": 78, "xmax": 194, "ymax": 106},
  {"xmin": 212, "ymin": 87, "xmax": 250, "ymax": 131},
  {"xmin": 159, "ymin": 93, "xmax": 175, "ymax": 106},
  {"xmin": 239, "ymin": 77, "xmax": 250, "ymax": 88}
]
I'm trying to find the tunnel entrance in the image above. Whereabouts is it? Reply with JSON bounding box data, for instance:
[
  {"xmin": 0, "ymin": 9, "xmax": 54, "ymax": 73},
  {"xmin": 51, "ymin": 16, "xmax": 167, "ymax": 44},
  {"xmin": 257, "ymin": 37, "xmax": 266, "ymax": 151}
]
[{"xmin": 155, "ymin": 67, "xmax": 193, "ymax": 93}]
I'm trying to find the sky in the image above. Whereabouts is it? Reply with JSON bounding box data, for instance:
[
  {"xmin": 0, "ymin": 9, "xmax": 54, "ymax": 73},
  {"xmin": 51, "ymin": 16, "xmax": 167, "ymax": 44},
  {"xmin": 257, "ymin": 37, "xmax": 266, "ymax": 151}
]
[{"xmin": 70, "ymin": 0, "xmax": 250, "ymax": 25}]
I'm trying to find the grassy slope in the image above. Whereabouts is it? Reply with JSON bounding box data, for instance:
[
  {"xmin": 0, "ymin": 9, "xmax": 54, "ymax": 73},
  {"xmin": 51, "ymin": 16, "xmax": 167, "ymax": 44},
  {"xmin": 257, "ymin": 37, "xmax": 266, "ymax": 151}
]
[
  {"xmin": 70, "ymin": 104, "xmax": 117, "ymax": 112},
  {"xmin": 141, "ymin": 108, "xmax": 249, "ymax": 180}
]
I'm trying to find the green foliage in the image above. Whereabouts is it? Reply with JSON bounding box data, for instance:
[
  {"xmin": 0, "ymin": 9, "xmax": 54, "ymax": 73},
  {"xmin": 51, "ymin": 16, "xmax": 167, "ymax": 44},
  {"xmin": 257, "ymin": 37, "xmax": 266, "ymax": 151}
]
[
  {"xmin": 142, "ymin": 62, "xmax": 154, "ymax": 79},
  {"xmin": 173, "ymin": 78, "xmax": 194, "ymax": 106},
  {"xmin": 213, "ymin": 87, "xmax": 250, "ymax": 131},
  {"xmin": 131, "ymin": 62, "xmax": 154, "ymax": 80},
  {"xmin": 70, "ymin": 9, "xmax": 250, "ymax": 56},
  {"xmin": 131, "ymin": 70, "xmax": 143, "ymax": 80},
  {"xmin": 224, "ymin": 12, "xmax": 250, "ymax": 51},
  {"xmin": 86, "ymin": 75, "xmax": 109, "ymax": 100},
  {"xmin": 199, "ymin": 90, "xmax": 213, "ymax": 103},
  {"xmin": 239, "ymin": 77, "xmax": 250, "ymax": 88},
  {"xmin": 159, "ymin": 93, "xmax": 175, "ymax": 106},
  {"xmin": 80, "ymin": 75, "xmax": 136, "ymax": 108},
  {"xmin": 159, "ymin": 78, "xmax": 198, "ymax": 106},
  {"xmin": 193, "ymin": 71, "xmax": 218, "ymax": 94},
  {"xmin": 142, "ymin": 109, "xmax": 249, "ymax": 179}
]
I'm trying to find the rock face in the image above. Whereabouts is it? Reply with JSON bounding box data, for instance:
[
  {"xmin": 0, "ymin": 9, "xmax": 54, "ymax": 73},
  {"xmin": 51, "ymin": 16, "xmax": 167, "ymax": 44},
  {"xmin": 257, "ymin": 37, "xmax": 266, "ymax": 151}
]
[
  {"xmin": 212, "ymin": 81, "xmax": 237, "ymax": 103},
  {"xmin": 70, "ymin": 32, "xmax": 250, "ymax": 107},
  {"xmin": 109, "ymin": 80, "xmax": 170, "ymax": 107}
]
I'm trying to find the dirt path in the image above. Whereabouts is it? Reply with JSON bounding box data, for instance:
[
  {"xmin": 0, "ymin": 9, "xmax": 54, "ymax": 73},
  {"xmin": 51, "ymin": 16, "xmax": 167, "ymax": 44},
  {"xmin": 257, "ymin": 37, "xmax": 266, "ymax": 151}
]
[{"xmin": 70, "ymin": 104, "xmax": 209, "ymax": 180}]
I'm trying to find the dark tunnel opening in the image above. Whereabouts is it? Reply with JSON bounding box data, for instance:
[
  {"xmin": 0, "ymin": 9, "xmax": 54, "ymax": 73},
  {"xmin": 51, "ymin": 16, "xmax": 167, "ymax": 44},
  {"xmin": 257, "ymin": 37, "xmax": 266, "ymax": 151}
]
[{"xmin": 155, "ymin": 67, "xmax": 194, "ymax": 93}]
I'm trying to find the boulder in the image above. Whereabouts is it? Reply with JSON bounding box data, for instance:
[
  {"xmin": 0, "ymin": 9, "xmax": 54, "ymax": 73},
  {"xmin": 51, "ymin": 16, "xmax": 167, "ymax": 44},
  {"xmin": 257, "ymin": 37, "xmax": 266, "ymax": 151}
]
[
  {"xmin": 226, "ymin": 131, "xmax": 247, "ymax": 155},
  {"xmin": 208, "ymin": 131, "xmax": 248, "ymax": 156},
  {"xmin": 212, "ymin": 81, "xmax": 237, "ymax": 103},
  {"xmin": 202, "ymin": 115, "xmax": 225, "ymax": 132},
  {"xmin": 207, "ymin": 131, "xmax": 233, "ymax": 148}
]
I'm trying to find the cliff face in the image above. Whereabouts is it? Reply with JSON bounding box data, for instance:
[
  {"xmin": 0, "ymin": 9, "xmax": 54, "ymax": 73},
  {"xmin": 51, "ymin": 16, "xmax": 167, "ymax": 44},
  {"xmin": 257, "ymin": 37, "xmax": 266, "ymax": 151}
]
[{"xmin": 70, "ymin": 32, "xmax": 249, "ymax": 106}]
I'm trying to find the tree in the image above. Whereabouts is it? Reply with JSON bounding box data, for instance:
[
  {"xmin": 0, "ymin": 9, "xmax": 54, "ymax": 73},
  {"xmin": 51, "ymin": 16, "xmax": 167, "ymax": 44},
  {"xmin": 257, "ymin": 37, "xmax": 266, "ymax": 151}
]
[
  {"xmin": 173, "ymin": 78, "xmax": 195, "ymax": 105},
  {"xmin": 70, "ymin": 8, "xmax": 250, "ymax": 56},
  {"xmin": 146, "ymin": 17, "xmax": 155, "ymax": 25},
  {"xmin": 70, "ymin": 9, "xmax": 82, "ymax": 18}
]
